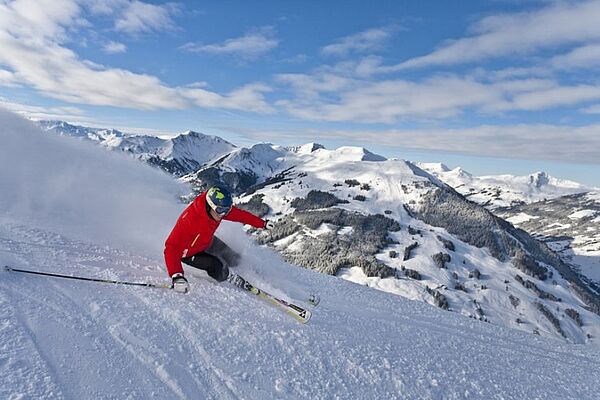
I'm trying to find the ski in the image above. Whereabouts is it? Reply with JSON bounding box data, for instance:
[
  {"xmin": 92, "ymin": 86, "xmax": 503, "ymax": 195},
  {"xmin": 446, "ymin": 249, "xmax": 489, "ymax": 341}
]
[{"xmin": 232, "ymin": 275, "xmax": 312, "ymax": 324}]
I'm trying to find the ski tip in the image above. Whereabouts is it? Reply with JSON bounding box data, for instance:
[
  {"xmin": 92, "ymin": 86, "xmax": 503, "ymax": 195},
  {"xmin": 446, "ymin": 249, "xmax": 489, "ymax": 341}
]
[{"xmin": 298, "ymin": 309, "xmax": 312, "ymax": 324}]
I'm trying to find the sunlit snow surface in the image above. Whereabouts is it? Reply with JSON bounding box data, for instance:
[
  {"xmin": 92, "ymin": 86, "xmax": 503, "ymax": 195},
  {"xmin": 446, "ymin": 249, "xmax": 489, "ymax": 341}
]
[{"xmin": 2, "ymin": 110, "xmax": 600, "ymax": 399}]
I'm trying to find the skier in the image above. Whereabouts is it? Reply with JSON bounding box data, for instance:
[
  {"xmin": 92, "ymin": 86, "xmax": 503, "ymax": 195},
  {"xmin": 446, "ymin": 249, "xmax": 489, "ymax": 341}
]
[{"xmin": 164, "ymin": 185, "xmax": 273, "ymax": 293}]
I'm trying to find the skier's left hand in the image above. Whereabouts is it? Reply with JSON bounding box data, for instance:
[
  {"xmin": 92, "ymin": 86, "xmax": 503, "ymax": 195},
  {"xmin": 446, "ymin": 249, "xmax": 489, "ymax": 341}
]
[{"xmin": 264, "ymin": 219, "xmax": 275, "ymax": 229}]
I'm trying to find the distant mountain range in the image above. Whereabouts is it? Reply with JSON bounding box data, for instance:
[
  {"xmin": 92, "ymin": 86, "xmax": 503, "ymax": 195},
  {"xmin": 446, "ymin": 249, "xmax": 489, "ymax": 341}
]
[
  {"xmin": 38, "ymin": 120, "xmax": 236, "ymax": 176},
  {"xmin": 37, "ymin": 120, "xmax": 600, "ymax": 343},
  {"xmin": 418, "ymin": 162, "xmax": 591, "ymax": 210}
]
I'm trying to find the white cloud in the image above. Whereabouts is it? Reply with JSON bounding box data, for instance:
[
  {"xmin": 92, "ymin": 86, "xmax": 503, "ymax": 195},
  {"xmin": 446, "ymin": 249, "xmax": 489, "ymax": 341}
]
[
  {"xmin": 551, "ymin": 43, "xmax": 600, "ymax": 69},
  {"xmin": 581, "ymin": 104, "xmax": 600, "ymax": 114},
  {"xmin": 398, "ymin": 1, "xmax": 600, "ymax": 69},
  {"xmin": 276, "ymin": 64, "xmax": 600, "ymax": 124},
  {"xmin": 0, "ymin": 0, "xmax": 274, "ymax": 113},
  {"xmin": 243, "ymin": 123, "xmax": 600, "ymax": 165},
  {"xmin": 500, "ymin": 85, "xmax": 600, "ymax": 111},
  {"xmin": 102, "ymin": 41, "xmax": 127, "ymax": 54},
  {"xmin": 362, "ymin": 124, "xmax": 600, "ymax": 165},
  {"xmin": 0, "ymin": 97, "xmax": 88, "ymax": 121},
  {"xmin": 485, "ymin": 66, "xmax": 553, "ymax": 81},
  {"xmin": 321, "ymin": 27, "xmax": 392, "ymax": 57},
  {"xmin": 181, "ymin": 27, "xmax": 278, "ymax": 59},
  {"xmin": 0, "ymin": 35, "xmax": 186, "ymax": 110},
  {"xmin": 114, "ymin": 0, "xmax": 178, "ymax": 35},
  {"xmin": 279, "ymin": 76, "xmax": 506, "ymax": 123},
  {"xmin": 0, "ymin": 68, "xmax": 19, "ymax": 86},
  {"xmin": 181, "ymin": 83, "xmax": 274, "ymax": 114},
  {"xmin": 0, "ymin": 0, "xmax": 82, "ymax": 40}
]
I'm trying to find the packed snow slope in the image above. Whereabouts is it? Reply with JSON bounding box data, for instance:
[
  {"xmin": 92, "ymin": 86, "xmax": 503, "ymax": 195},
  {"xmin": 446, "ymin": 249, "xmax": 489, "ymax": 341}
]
[{"xmin": 2, "ymin": 111, "xmax": 600, "ymax": 399}]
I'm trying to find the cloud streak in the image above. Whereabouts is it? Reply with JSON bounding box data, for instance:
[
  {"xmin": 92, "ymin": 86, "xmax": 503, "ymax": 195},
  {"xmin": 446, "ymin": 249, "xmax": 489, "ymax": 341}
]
[
  {"xmin": 321, "ymin": 28, "xmax": 392, "ymax": 57},
  {"xmin": 276, "ymin": 67, "xmax": 600, "ymax": 123},
  {"xmin": 85, "ymin": 0, "xmax": 179, "ymax": 35},
  {"xmin": 180, "ymin": 27, "xmax": 279, "ymax": 59},
  {"xmin": 102, "ymin": 41, "xmax": 127, "ymax": 54},
  {"xmin": 398, "ymin": 1, "xmax": 600, "ymax": 69},
  {"xmin": 0, "ymin": 97, "xmax": 88, "ymax": 121}
]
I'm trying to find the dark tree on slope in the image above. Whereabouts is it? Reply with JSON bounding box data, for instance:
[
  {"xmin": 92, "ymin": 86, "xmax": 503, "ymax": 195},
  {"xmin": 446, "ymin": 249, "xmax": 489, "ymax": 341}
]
[
  {"xmin": 512, "ymin": 250, "xmax": 548, "ymax": 281},
  {"xmin": 437, "ymin": 235, "xmax": 455, "ymax": 251},
  {"xmin": 408, "ymin": 226, "xmax": 421, "ymax": 236},
  {"xmin": 509, "ymin": 294, "xmax": 521, "ymax": 308},
  {"xmin": 565, "ymin": 308, "xmax": 584, "ymax": 327},
  {"xmin": 469, "ymin": 269, "xmax": 481, "ymax": 279},
  {"xmin": 515, "ymin": 275, "xmax": 561, "ymax": 301},
  {"xmin": 256, "ymin": 207, "xmax": 400, "ymax": 277},
  {"xmin": 188, "ymin": 166, "xmax": 258, "ymax": 196},
  {"xmin": 403, "ymin": 242, "xmax": 419, "ymax": 261},
  {"xmin": 237, "ymin": 194, "xmax": 270, "ymax": 217},
  {"xmin": 535, "ymin": 302, "xmax": 567, "ymax": 338},
  {"xmin": 254, "ymin": 215, "xmax": 302, "ymax": 245},
  {"xmin": 404, "ymin": 268, "xmax": 422, "ymax": 280},
  {"xmin": 291, "ymin": 190, "xmax": 349, "ymax": 210},
  {"xmin": 426, "ymin": 286, "xmax": 449, "ymax": 310},
  {"xmin": 432, "ymin": 252, "xmax": 451, "ymax": 269}
]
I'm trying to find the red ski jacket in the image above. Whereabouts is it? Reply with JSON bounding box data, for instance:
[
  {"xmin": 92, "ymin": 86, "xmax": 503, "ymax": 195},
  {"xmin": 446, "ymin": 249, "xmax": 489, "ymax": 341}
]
[{"xmin": 164, "ymin": 191, "xmax": 265, "ymax": 277}]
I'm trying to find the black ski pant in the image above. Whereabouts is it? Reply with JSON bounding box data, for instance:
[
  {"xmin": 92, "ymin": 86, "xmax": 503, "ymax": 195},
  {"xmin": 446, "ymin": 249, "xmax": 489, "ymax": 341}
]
[{"xmin": 181, "ymin": 236, "xmax": 240, "ymax": 282}]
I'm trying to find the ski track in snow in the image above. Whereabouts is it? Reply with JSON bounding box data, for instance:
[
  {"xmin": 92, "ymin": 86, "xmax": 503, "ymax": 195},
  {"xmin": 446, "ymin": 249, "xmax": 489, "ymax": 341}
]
[{"xmin": 2, "ymin": 222, "xmax": 600, "ymax": 399}]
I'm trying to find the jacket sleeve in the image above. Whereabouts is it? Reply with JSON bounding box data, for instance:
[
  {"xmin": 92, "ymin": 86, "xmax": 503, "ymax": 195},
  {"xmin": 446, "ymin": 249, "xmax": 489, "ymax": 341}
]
[
  {"xmin": 164, "ymin": 218, "xmax": 187, "ymax": 277},
  {"xmin": 224, "ymin": 206, "xmax": 266, "ymax": 228}
]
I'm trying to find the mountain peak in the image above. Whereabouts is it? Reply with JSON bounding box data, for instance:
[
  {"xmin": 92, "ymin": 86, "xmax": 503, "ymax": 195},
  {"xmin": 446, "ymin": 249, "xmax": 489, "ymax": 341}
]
[
  {"xmin": 332, "ymin": 146, "xmax": 386, "ymax": 162},
  {"xmin": 450, "ymin": 166, "xmax": 473, "ymax": 179},
  {"xmin": 418, "ymin": 162, "xmax": 451, "ymax": 173},
  {"xmin": 293, "ymin": 142, "xmax": 326, "ymax": 154}
]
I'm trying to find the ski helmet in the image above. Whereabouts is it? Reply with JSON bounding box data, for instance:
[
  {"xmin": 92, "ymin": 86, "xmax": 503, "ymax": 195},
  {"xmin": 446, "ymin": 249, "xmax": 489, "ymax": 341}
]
[{"xmin": 206, "ymin": 186, "xmax": 233, "ymax": 216}]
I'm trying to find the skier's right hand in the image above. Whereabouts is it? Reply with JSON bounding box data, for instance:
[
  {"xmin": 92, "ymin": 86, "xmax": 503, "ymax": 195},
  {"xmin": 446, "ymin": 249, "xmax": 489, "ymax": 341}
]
[{"xmin": 171, "ymin": 273, "xmax": 190, "ymax": 294}]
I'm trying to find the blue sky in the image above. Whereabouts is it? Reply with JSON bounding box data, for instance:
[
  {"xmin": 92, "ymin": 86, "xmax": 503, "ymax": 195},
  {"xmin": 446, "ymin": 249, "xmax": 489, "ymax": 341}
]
[{"xmin": 1, "ymin": 0, "xmax": 600, "ymax": 186}]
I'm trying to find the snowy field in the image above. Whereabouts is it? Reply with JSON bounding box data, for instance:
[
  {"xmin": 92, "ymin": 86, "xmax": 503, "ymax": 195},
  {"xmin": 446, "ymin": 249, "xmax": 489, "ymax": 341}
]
[{"xmin": 2, "ymin": 110, "xmax": 600, "ymax": 399}]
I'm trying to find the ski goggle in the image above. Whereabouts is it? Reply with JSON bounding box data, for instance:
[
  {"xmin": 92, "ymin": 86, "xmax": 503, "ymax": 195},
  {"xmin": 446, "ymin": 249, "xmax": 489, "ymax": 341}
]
[{"xmin": 213, "ymin": 205, "xmax": 232, "ymax": 216}]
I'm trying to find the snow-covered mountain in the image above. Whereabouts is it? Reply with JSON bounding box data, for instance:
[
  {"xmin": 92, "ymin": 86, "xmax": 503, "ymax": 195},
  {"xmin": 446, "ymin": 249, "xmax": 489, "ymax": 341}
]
[
  {"xmin": 418, "ymin": 163, "xmax": 590, "ymax": 210},
  {"xmin": 4, "ymin": 110, "xmax": 600, "ymax": 399},
  {"xmin": 498, "ymin": 192, "xmax": 600, "ymax": 284},
  {"xmin": 230, "ymin": 145, "xmax": 600, "ymax": 343},
  {"xmin": 418, "ymin": 163, "xmax": 600, "ymax": 288},
  {"xmin": 38, "ymin": 120, "xmax": 236, "ymax": 176},
  {"xmin": 39, "ymin": 120, "xmax": 600, "ymax": 343}
]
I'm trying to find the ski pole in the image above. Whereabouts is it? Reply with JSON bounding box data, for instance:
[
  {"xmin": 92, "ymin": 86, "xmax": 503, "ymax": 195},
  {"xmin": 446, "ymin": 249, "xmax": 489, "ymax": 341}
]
[{"xmin": 4, "ymin": 265, "xmax": 172, "ymax": 289}]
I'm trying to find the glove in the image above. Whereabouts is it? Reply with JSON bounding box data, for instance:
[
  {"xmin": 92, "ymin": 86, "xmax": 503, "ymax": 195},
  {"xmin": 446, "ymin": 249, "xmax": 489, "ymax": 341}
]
[
  {"xmin": 171, "ymin": 273, "xmax": 190, "ymax": 294},
  {"xmin": 264, "ymin": 219, "xmax": 275, "ymax": 230}
]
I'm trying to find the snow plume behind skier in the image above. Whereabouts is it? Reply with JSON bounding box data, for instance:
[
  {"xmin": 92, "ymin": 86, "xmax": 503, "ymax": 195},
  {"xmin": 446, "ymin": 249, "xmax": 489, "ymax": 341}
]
[
  {"xmin": 164, "ymin": 186, "xmax": 274, "ymax": 293},
  {"xmin": 0, "ymin": 108, "xmax": 184, "ymax": 257}
]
